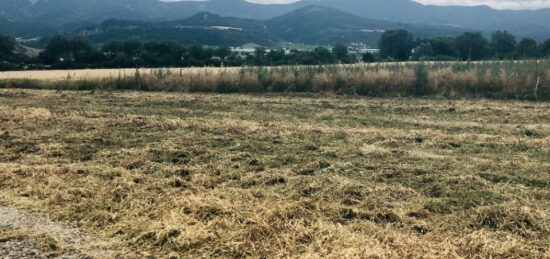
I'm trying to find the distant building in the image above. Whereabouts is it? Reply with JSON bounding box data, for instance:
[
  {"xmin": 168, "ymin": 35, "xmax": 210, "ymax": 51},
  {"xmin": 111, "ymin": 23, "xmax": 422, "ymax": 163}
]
[
  {"xmin": 15, "ymin": 37, "xmax": 40, "ymax": 43},
  {"xmin": 231, "ymin": 47, "xmax": 256, "ymax": 57},
  {"xmin": 231, "ymin": 47, "xmax": 291, "ymax": 58},
  {"xmin": 348, "ymin": 43, "xmax": 379, "ymax": 54}
]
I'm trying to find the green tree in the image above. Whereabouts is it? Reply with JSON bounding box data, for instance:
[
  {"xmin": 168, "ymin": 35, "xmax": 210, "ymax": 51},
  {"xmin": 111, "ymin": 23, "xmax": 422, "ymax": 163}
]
[
  {"xmin": 190, "ymin": 45, "xmax": 208, "ymax": 61},
  {"xmin": 455, "ymin": 32, "xmax": 489, "ymax": 61},
  {"xmin": 40, "ymin": 36, "xmax": 100, "ymax": 66},
  {"xmin": 0, "ymin": 34, "xmax": 16, "ymax": 60},
  {"xmin": 267, "ymin": 48, "xmax": 286, "ymax": 64},
  {"xmin": 332, "ymin": 43, "xmax": 349, "ymax": 62},
  {"xmin": 427, "ymin": 37, "xmax": 458, "ymax": 58},
  {"xmin": 70, "ymin": 38, "xmax": 101, "ymax": 64},
  {"xmin": 253, "ymin": 47, "xmax": 267, "ymax": 65},
  {"xmin": 39, "ymin": 35, "xmax": 72, "ymax": 64},
  {"xmin": 362, "ymin": 52, "xmax": 375, "ymax": 63},
  {"xmin": 102, "ymin": 41, "xmax": 123, "ymax": 57},
  {"xmin": 517, "ymin": 38, "xmax": 539, "ymax": 58},
  {"xmin": 540, "ymin": 39, "xmax": 550, "ymax": 58},
  {"xmin": 312, "ymin": 47, "xmax": 335, "ymax": 64},
  {"xmin": 216, "ymin": 46, "xmax": 232, "ymax": 60},
  {"xmin": 490, "ymin": 30, "xmax": 516, "ymax": 58},
  {"xmin": 379, "ymin": 29, "xmax": 415, "ymax": 61},
  {"xmin": 122, "ymin": 39, "xmax": 142, "ymax": 58},
  {"xmin": 411, "ymin": 42, "xmax": 434, "ymax": 61}
]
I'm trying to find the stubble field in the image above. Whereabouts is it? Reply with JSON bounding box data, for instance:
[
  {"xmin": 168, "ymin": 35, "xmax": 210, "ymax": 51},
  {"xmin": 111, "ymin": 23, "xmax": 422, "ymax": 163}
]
[{"xmin": 0, "ymin": 89, "xmax": 549, "ymax": 258}]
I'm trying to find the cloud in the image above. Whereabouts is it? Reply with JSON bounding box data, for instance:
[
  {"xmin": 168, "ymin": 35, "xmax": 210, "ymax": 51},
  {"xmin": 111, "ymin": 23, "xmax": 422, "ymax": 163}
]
[
  {"xmin": 246, "ymin": 0, "xmax": 300, "ymax": 3},
  {"xmin": 163, "ymin": 0, "xmax": 550, "ymax": 10},
  {"xmin": 413, "ymin": 0, "xmax": 550, "ymax": 9}
]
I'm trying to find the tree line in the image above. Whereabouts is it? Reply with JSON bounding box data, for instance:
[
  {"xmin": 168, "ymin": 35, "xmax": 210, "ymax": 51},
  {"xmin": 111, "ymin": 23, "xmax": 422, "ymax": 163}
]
[
  {"xmin": 380, "ymin": 29, "xmax": 550, "ymax": 61},
  {"xmin": 2, "ymin": 30, "xmax": 550, "ymax": 70},
  {"xmin": 0, "ymin": 34, "xmax": 355, "ymax": 70}
]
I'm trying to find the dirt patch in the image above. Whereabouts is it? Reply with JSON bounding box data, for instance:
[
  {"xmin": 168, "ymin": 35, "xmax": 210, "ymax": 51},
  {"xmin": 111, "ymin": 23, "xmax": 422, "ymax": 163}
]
[{"xmin": 0, "ymin": 206, "xmax": 119, "ymax": 258}]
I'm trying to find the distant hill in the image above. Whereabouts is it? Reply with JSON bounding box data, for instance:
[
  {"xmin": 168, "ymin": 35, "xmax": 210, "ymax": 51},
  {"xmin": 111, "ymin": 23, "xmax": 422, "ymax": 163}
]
[
  {"xmin": 71, "ymin": 6, "xmax": 463, "ymax": 46},
  {"xmin": 0, "ymin": 0, "xmax": 289, "ymax": 28},
  {"xmin": 2, "ymin": 0, "xmax": 550, "ymax": 41},
  {"xmin": 266, "ymin": 6, "xmax": 463, "ymax": 45},
  {"xmin": 292, "ymin": 0, "xmax": 550, "ymax": 40},
  {"xmin": 75, "ymin": 13, "xmax": 279, "ymax": 46},
  {"xmin": 0, "ymin": 18, "xmax": 53, "ymax": 37}
]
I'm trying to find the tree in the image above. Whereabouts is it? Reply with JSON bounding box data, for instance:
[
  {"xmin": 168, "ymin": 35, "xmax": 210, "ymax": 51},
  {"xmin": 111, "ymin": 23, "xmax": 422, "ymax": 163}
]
[
  {"xmin": 312, "ymin": 47, "xmax": 335, "ymax": 64},
  {"xmin": 379, "ymin": 29, "xmax": 415, "ymax": 61},
  {"xmin": 0, "ymin": 34, "xmax": 16, "ymax": 60},
  {"xmin": 215, "ymin": 46, "xmax": 232, "ymax": 60},
  {"xmin": 411, "ymin": 42, "xmax": 434, "ymax": 61},
  {"xmin": 40, "ymin": 35, "xmax": 100, "ymax": 67},
  {"xmin": 102, "ymin": 41, "xmax": 123, "ymax": 56},
  {"xmin": 490, "ymin": 30, "xmax": 516, "ymax": 58},
  {"xmin": 362, "ymin": 52, "xmax": 375, "ymax": 63},
  {"xmin": 190, "ymin": 45, "xmax": 208, "ymax": 61},
  {"xmin": 253, "ymin": 47, "xmax": 267, "ymax": 65},
  {"xmin": 39, "ymin": 35, "xmax": 72, "ymax": 64},
  {"xmin": 122, "ymin": 39, "xmax": 142, "ymax": 58},
  {"xmin": 332, "ymin": 43, "xmax": 349, "ymax": 62},
  {"xmin": 455, "ymin": 32, "xmax": 489, "ymax": 61},
  {"xmin": 517, "ymin": 38, "xmax": 539, "ymax": 58},
  {"xmin": 540, "ymin": 39, "xmax": 550, "ymax": 58},
  {"xmin": 427, "ymin": 37, "xmax": 458, "ymax": 58},
  {"xmin": 70, "ymin": 38, "xmax": 101, "ymax": 65}
]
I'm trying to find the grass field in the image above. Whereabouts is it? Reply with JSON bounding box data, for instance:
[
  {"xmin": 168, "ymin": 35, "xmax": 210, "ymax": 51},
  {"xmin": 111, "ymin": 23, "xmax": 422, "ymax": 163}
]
[
  {"xmin": 0, "ymin": 67, "xmax": 240, "ymax": 81},
  {"xmin": 1, "ymin": 61, "xmax": 549, "ymax": 100},
  {"xmin": 0, "ymin": 89, "xmax": 549, "ymax": 258}
]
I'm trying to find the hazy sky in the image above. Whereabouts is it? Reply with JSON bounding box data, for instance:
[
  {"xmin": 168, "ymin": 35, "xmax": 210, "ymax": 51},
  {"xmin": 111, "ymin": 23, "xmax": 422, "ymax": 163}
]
[{"xmin": 169, "ymin": 0, "xmax": 550, "ymax": 10}]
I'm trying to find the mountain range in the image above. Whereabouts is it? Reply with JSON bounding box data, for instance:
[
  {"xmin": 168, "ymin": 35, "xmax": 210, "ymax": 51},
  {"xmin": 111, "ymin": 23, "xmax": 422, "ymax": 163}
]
[
  {"xmin": 73, "ymin": 6, "xmax": 465, "ymax": 46},
  {"xmin": 1, "ymin": 0, "xmax": 550, "ymax": 45}
]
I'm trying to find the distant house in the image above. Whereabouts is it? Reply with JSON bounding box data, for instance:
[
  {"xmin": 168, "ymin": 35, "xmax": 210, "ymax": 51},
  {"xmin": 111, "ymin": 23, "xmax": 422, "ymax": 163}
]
[
  {"xmin": 231, "ymin": 47, "xmax": 256, "ymax": 58},
  {"xmin": 348, "ymin": 43, "xmax": 379, "ymax": 55},
  {"xmin": 231, "ymin": 47, "xmax": 291, "ymax": 58}
]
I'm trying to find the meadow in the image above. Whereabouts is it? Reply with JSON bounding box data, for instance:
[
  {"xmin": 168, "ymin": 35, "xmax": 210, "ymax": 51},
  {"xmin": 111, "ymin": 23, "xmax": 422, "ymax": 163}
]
[
  {"xmin": 0, "ymin": 89, "xmax": 549, "ymax": 258},
  {"xmin": 1, "ymin": 61, "xmax": 549, "ymax": 100}
]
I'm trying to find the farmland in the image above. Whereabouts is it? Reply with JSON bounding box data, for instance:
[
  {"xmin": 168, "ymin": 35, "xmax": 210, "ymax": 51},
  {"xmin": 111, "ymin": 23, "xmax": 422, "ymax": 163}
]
[
  {"xmin": 0, "ymin": 67, "xmax": 240, "ymax": 81},
  {"xmin": 0, "ymin": 89, "xmax": 549, "ymax": 257}
]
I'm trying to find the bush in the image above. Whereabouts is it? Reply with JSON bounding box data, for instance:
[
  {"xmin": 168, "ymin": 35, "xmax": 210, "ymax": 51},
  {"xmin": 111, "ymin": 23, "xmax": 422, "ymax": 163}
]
[{"xmin": 413, "ymin": 65, "xmax": 430, "ymax": 96}]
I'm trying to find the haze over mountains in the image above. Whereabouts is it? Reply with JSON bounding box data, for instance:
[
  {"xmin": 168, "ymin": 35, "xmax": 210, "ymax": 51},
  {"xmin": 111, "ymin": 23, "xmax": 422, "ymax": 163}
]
[
  {"xmin": 74, "ymin": 6, "xmax": 466, "ymax": 46},
  {"xmin": 1, "ymin": 0, "xmax": 550, "ymax": 45}
]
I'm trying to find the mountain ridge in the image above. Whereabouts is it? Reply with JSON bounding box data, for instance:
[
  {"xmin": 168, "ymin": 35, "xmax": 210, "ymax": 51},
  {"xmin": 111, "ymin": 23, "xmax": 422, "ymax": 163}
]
[
  {"xmin": 72, "ymin": 6, "xmax": 464, "ymax": 47},
  {"xmin": 1, "ymin": 0, "xmax": 550, "ymax": 41}
]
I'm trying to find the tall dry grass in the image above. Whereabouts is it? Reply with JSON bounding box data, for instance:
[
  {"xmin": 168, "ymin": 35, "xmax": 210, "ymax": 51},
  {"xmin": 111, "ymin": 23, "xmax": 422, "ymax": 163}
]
[{"xmin": 1, "ymin": 61, "xmax": 549, "ymax": 100}]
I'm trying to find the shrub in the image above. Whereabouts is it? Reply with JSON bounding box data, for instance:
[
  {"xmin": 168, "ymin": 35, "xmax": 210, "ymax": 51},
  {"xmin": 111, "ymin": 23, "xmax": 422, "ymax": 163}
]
[{"xmin": 413, "ymin": 65, "xmax": 430, "ymax": 96}]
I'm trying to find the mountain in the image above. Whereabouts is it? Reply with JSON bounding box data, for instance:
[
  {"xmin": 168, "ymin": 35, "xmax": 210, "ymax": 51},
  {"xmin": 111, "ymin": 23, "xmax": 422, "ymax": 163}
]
[
  {"xmin": 0, "ymin": 18, "xmax": 53, "ymax": 37},
  {"xmin": 71, "ymin": 6, "xmax": 462, "ymax": 47},
  {"xmin": 0, "ymin": 0, "xmax": 290, "ymax": 27},
  {"xmin": 75, "ymin": 13, "xmax": 279, "ymax": 46},
  {"xmin": 266, "ymin": 6, "xmax": 463, "ymax": 45},
  {"xmin": 1, "ymin": 0, "xmax": 550, "ymax": 41},
  {"xmin": 291, "ymin": 0, "xmax": 550, "ymax": 40}
]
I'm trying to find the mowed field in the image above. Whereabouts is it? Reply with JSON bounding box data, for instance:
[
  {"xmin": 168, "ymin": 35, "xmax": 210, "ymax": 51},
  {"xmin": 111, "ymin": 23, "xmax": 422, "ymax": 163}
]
[{"xmin": 0, "ymin": 89, "xmax": 549, "ymax": 258}]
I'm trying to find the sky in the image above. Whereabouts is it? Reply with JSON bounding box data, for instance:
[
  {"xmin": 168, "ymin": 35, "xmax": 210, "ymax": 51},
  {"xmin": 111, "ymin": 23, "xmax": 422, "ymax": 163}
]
[{"xmin": 166, "ymin": 0, "xmax": 550, "ymax": 10}]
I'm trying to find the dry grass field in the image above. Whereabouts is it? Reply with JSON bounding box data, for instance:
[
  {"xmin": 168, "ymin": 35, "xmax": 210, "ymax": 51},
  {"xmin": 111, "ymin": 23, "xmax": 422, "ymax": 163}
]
[
  {"xmin": 0, "ymin": 67, "xmax": 241, "ymax": 81},
  {"xmin": 1, "ymin": 61, "xmax": 549, "ymax": 100},
  {"xmin": 0, "ymin": 89, "xmax": 549, "ymax": 258}
]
